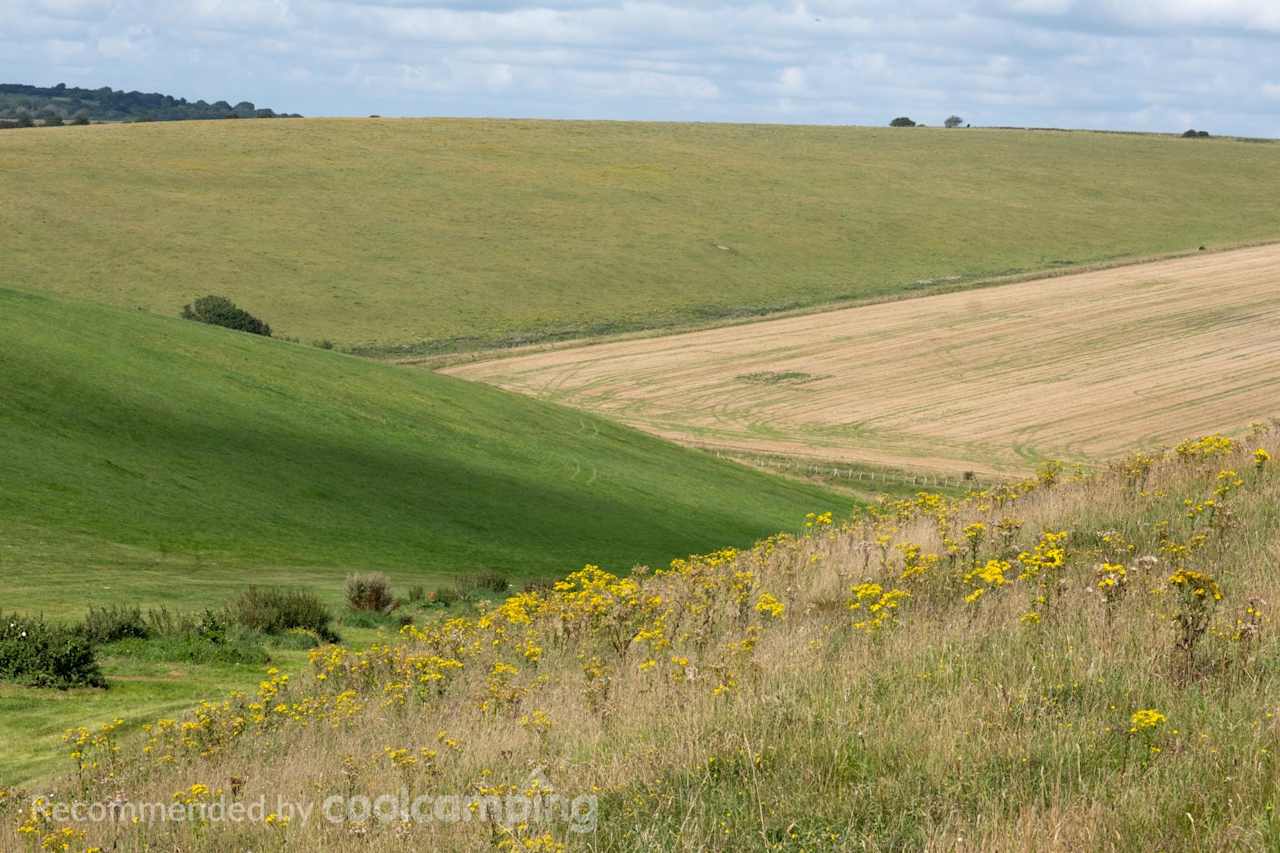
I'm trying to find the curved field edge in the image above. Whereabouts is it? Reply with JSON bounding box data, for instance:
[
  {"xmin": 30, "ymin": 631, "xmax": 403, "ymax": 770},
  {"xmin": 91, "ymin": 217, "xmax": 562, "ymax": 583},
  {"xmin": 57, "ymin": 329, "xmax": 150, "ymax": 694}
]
[
  {"xmin": 416, "ymin": 236, "xmax": 1280, "ymax": 371},
  {"xmin": 5, "ymin": 119, "xmax": 1280, "ymax": 354},
  {"xmin": 4, "ymin": 431, "xmax": 1279, "ymax": 850},
  {"xmin": 447, "ymin": 243, "xmax": 1280, "ymax": 477},
  {"xmin": 0, "ymin": 287, "xmax": 844, "ymax": 618}
]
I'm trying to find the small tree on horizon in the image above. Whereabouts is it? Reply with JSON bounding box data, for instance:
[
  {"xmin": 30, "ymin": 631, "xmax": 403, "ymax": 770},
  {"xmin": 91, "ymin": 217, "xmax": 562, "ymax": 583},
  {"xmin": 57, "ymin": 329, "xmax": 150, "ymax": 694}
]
[
  {"xmin": 889, "ymin": 116, "xmax": 917, "ymax": 127},
  {"xmin": 945, "ymin": 115, "xmax": 964, "ymax": 128}
]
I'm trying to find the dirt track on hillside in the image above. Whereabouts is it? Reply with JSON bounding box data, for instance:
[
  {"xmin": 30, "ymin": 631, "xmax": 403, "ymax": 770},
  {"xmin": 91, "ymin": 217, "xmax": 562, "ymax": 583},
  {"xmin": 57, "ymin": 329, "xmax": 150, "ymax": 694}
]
[{"xmin": 447, "ymin": 244, "xmax": 1280, "ymax": 475}]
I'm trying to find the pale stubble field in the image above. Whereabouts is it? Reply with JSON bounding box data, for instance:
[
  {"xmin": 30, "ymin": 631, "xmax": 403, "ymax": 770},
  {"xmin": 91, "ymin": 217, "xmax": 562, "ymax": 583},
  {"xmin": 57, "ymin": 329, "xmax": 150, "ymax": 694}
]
[{"xmin": 448, "ymin": 244, "xmax": 1280, "ymax": 476}]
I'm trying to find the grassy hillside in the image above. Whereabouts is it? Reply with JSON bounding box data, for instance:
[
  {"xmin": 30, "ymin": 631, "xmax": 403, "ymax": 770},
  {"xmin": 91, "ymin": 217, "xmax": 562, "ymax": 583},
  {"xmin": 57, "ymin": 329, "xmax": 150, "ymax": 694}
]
[
  {"xmin": 9, "ymin": 429, "xmax": 1277, "ymax": 850},
  {"xmin": 0, "ymin": 288, "xmax": 841, "ymax": 618},
  {"xmin": 3, "ymin": 119, "xmax": 1280, "ymax": 354}
]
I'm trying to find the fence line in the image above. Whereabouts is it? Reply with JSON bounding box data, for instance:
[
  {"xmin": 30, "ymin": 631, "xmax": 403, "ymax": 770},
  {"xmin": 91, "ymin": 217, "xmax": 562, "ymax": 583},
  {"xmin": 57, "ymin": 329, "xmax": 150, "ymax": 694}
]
[{"xmin": 707, "ymin": 450, "xmax": 994, "ymax": 492}]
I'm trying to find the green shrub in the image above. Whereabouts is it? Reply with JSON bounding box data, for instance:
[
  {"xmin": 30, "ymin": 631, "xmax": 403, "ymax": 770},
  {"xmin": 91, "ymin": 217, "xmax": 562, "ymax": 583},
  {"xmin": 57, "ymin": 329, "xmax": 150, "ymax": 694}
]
[
  {"xmin": 77, "ymin": 604, "xmax": 149, "ymax": 644},
  {"xmin": 407, "ymin": 584, "xmax": 427, "ymax": 604},
  {"xmin": 434, "ymin": 586, "xmax": 461, "ymax": 607},
  {"xmin": 90, "ymin": 606, "xmax": 271, "ymax": 665},
  {"xmin": 225, "ymin": 587, "xmax": 337, "ymax": 642},
  {"xmin": 141, "ymin": 606, "xmax": 192, "ymax": 637},
  {"xmin": 463, "ymin": 570, "xmax": 511, "ymax": 596},
  {"xmin": 181, "ymin": 295, "xmax": 272, "ymax": 337},
  {"xmin": 344, "ymin": 572, "xmax": 395, "ymax": 613},
  {"xmin": 195, "ymin": 608, "xmax": 228, "ymax": 643},
  {"xmin": 0, "ymin": 614, "xmax": 105, "ymax": 689}
]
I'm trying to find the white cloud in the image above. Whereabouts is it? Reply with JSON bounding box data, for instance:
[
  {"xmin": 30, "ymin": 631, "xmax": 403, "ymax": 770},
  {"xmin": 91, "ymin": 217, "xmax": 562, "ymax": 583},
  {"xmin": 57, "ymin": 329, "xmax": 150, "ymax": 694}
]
[
  {"xmin": 95, "ymin": 26, "xmax": 151, "ymax": 60},
  {"xmin": 181, "ymin": 0, "xmax": 294, "ymax": 31},
  {"xmin": 35, "ymin": 0, "xmax": 115, "ymax": 20},
  {"xmin": 1007, "ymin": 0, "xmax": 1074, "ymax": 13},
  {"xmin": 579, "ymin": 69, "xmax": 720, "ymax": 100},
  {"xmin": 0, "ymin": 0, "xmax": 1276, "ymax": 135},
  {"xmin": 778, "ymin": 66, "xmax": 806, "ymax": 92},
  {"xmin": 44, "ymin": 38, "xmax": 90, "ymax": 63}
]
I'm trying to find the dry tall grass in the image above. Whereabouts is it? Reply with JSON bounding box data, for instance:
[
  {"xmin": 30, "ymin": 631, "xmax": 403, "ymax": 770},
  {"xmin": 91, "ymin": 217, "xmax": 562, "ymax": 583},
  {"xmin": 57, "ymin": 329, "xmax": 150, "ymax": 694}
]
[{"xmin": 5, "ymin": 427, "xmax": 1280, "ymax": 851}]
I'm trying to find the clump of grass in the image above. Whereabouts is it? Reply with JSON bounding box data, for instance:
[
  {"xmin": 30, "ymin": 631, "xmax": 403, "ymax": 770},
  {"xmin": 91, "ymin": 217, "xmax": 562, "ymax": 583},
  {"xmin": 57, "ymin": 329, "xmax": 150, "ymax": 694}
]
[
  {"xmin": 462, "ymin": 569, "xmax": 511, "ymax": 596},
  {"xmin": 344, "ymin": 572, "xmax": 395, "ymax": 613},
  {"xmin": 433, "ymin": 586, "xmax": 461, "ymax": 607},
  {"xmin": 735, "ymin": 371, "xmax": 821, "ymax": 385},
  {"xmin": 225, "ymin": 587, "xmax": 338, "ymax": 643},
  {"xmin": 267, "ymin": 627, "xmax": 328, "ymax": 651},
  {"xmin": 76, "ymin": 604, "xmax": 149, "ymax": 645}
]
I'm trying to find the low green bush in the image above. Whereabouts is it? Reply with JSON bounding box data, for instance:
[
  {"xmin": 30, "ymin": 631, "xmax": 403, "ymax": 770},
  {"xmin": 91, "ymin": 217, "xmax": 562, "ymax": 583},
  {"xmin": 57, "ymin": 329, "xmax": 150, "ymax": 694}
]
[
  {"xmin": 463, "ymin": 570, "xmax": 511, "ymax": 596},
  {"xmin": 225, "ymin": 587, "xmax": 338, "ymax": 642},
  {"xmin": 181, "ymin": 295, "xmax": 272, "ymax": 337},
  {"xmin": 93, "ymin": 606, "xmax": 272, "ymax": 665},
  {"xmin": 0, "ymin": 614, "xmax": 105, "ymax": 689},
  {"xmin": 141, "ymin": 606, "xmax": 204, "ymax": 638},
  {"xmin": 265, "ymin": 628, "xmax": 325, "ymax": 650},
  {"xmin": 344, "ymin": 572, "xmax": 395, "ymax": 613},
  {"xmin": 77, "ymin": 604, "xmax": 150, "ymax": 644}
]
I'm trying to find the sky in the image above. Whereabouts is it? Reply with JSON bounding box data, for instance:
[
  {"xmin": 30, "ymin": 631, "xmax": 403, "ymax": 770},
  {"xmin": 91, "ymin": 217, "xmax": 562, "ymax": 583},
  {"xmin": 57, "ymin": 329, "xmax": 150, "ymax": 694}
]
[{"xmin": 3, "ymin": 0, "xmax": 1279, "ymax": 136}]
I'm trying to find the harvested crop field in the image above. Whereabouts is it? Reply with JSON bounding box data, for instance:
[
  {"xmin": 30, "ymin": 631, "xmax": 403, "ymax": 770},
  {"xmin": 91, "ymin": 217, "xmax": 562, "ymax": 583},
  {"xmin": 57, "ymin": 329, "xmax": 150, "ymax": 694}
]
[{"xmin": 447, "ymin": 244, "xmax": 1280, "ymax": 476}]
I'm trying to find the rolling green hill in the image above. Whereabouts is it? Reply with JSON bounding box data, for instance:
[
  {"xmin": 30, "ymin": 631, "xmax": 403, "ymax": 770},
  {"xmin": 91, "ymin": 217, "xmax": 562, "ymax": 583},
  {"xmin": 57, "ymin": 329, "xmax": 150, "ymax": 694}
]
[
  {"xmin": 0, "ymin": 288, "xmax": 841, "ymax": 617},
  {"xmin": 3, "ymin": 119, "xmax": 1279, "ymax": 355}
]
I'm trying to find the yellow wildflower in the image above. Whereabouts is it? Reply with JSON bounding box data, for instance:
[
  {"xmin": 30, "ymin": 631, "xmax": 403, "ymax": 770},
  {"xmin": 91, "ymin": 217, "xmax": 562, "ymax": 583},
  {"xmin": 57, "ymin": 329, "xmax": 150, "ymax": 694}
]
[
  {"xmin": 1128, "ymin": 709, "xmax": 1167, "ymax": 734},
  {"xmin": 754, "ymin": 592, "xmax": 785, "ymax": 620}
]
